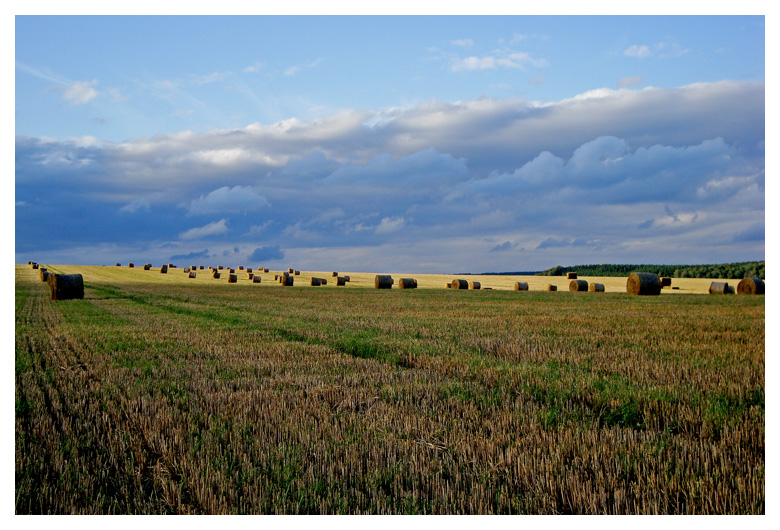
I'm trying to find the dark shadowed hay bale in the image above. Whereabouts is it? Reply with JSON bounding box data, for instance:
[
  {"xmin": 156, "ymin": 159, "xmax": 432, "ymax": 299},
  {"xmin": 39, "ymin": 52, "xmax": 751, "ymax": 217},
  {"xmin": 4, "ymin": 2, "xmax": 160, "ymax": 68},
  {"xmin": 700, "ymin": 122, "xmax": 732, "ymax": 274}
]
[
  {"xmin": 332, "ymin": 272, "xmax": 338, "ymax": 277},
  {"xmin": 245, "ymin": 273, "xmax": 254, "ymax": 280},
  {"xmin": 199, "ymin": 266, "xmax": 204, "ymax": 270},
  {"xmin": 282, "ymin": 275, "xmax": 294, "ymax": 286},
  {"xmin": 188, "ymin": 271, "xmax": 197, "ymax": 279},
  {"xmin": 567, "ymin": 272, "xmax": 577, "ymax": 279},
  {"xmin": 344, "ymin": 275, "xmax": 351, "ymax": 282},
  {"xmin": 160, "ymin": 264, "xmax": 168, "ymax": 274},
  {"xmin": 274, "ymin": 275, "xmax": 280, "ymax": 281},
  {"xmin": 451, "ymin": 279, "xmax": 469, "ymax": 290},
  {"xmin": 218, "ymin": 265, "xmax": 223, "ymax": 270},
  {"xmin": 212, "ymin": 271, "xmax": 220, "ymax": 279},
  {"xmin": 229, "ymin": 268, "xmax": 235, "ymax": 273},
  {"xmin": 569, "ymin": 280, "xmax": 588, "ymax": 292},
  {"xmin": 737, "ymin": 278, "xmax": 765, "ymax": 294},
  {"xmin": 398, "ymin": 278, "xmax": 418, "ymax": 289},
  {"xmin": 253, "ymin": 275, "xmax": 262, "ymax": 283},
  {"xmin": 48, "ymin": 273, "xmax": 84, "ymax": 301},
  {"xmin": 660, "ymin": 277, "xmax": 672, "ymax": 287},
  {"xmin": 626, "ymin": 272, "xmax": 661, "ymax": 296},
  {"xmin": 514, "ymin": 282, "xmax": 529, "ymax": 291},
  {"xmin": 31, "ymin": 262, "xmax": 39, "ymax": 269},
  {"xmin": 184, "ymin": 268, "xmax": 190, "ymax": 273},
  {"xmin": 469, "ymin": 281, "xmax": 481, "ymax": 290},
  {"xmin": 238, "ymin": 265, "xmax": 244, "ymax": 270},
  {"xmin": 40, "ymin": 269, "xmax": 49, "ymax": 282},
  {"xmin": 143, "ymin": 264, "xmax": 151, "ymax": 270},
  {"xmin": 446, "ymin": 283, "xmax": 452, "ymax": 288},
  {"xmin": 546, "ymin": 284, "xmax": 557, "ymax": 291},
  {"xmin": 264, "ymin": 268, "xmax": 269, "ymax": 273},
  {"xmin": 191, "ymin": 265, "xmax": 197, "ymax": 271},
  {"xmin": 336, "ymin": 276, "xmax": 347, "ymax": 286},
  {"xmin": 709, "ymin": 281, "xmax": 730, "ymax": 294},
  {"xmin": 288, "ymin": 268, "xmax": 294, "ymax": 273},
  {"xmin": 311, "ymin": 277, "xmax": 322, "ymax": 286},
  {"xmin": 321, "ymin": 278, "xmax": 328, "ymax": 285},
  {"xmin": 246, "ymin": 268, "xmax": 252, "ymax": 273},
  {"xmin": 228, "ymin": 274, "xmax": 237, "ymax": 283},
  {"xmin": 589, "ymin": 283, "xmax": 605, "ymax": 292},
  {"xmin": 375, "ymin": 275, "xmax": 394, "ymax": 289},
  {"xmin": 128, "ymin": 263, "xmax": 134, "ymax": 268},
  {"xmin": 116, "ymin": 263, "xmax": 121, "ymax": 267},
  {"xmin": 294, "ymin": 270, "xmax": 300, "ymax": 275}
]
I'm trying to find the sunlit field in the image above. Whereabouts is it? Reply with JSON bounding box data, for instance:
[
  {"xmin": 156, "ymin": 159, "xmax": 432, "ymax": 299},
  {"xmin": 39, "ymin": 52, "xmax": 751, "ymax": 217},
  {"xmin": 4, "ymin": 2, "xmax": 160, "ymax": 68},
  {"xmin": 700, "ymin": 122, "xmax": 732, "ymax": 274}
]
[{"xmin": 16, "ymin": 264, "xmax": 764, "ymax": 514}]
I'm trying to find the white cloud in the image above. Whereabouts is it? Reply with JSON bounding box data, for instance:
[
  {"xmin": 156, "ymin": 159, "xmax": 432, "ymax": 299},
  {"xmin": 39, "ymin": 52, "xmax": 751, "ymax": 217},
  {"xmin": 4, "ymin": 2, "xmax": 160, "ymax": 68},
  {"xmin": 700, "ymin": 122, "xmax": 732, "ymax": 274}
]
[
  {"xmin": 189, "ymin": 186, "xmax": 269, "ymax": 215},
  {"xmin": 450, "ymin": 50, "xmax": 547, "ymax": 72},
  {"xmin": 179, "ymin": 219, "xmax": 229, "ymax": 240},
  {"xmin": 452, "ymin": 39, "xmax": 474, "ymax": 47},
  {"xmin": 617, "ymin": 75, "xmax": 644, "ymax": 88},
  {"xmin": 375, "ymin": 217, "xmax": 406, "ymax": 234},
  {"xmin": 119, "ymin": 199, "xmax": 151, "ymax": 213},
  {"xmin": 624, "ymin": 45, "xmax": 651, "ymax": 58},
  {"xmin": 61, "ymin": 80, "xmax": 98, "ymax": 105}
]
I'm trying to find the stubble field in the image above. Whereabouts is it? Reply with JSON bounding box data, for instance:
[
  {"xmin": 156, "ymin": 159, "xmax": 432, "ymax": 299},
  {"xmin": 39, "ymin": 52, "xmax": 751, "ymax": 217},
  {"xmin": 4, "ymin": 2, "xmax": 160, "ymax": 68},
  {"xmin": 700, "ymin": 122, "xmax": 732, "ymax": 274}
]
[{"xmin": 15, "ymin": 264, "xmax": 764, "ymax": 514}]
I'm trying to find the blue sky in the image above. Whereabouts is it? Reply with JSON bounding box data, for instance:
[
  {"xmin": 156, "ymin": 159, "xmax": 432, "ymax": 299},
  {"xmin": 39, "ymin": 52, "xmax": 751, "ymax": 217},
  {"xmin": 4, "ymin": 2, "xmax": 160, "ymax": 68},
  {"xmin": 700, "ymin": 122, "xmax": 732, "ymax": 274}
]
[{"xmin": 14, "ymin": 13, "xmax": 766, "ymax": 272}]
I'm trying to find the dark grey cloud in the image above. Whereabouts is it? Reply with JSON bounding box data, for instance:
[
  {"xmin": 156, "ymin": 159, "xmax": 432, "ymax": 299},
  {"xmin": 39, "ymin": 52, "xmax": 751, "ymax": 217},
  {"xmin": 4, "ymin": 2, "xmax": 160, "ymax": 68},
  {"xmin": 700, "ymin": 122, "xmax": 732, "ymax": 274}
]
[
  {"xmin": 170, "ymin": 249, "xmax": 210, "ymax": 261},
  {"xmin": 248, "ymin": 245, "xmax": 285, "ymax": 263}
]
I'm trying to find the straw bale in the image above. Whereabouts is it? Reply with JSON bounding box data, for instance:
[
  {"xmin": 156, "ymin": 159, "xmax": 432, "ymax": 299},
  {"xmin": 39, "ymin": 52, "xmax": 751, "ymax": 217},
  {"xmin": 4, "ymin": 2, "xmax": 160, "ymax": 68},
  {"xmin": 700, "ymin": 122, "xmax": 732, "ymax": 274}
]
[
  {"xmin": 160, "ymin": 264, "xmax": 168, "ymax": 274},
  {"xmin": 245, "ymin": 272, "xmax": 254, "ymax": 280},
  {"xmin": 451, "ymin": 279, "xmax": 469, "ymax": 289},
  {"xmin": 310, "ymin": 277, "xmax": 322, "ymax": 286},
  {"xmin": 281, "ymin": 275, "xmax": 294, "ymax": 286},
  {"xmin": 514, "ymin": 282, "xmax": 529, "ymax": 291},
  {"xmin": 375, "ymin": 275, "xmax": 394, "ymax": 289},
  {"xmin": 589, "ymin": 283, "xmax": 605, "ymax": 292},
  {"xmin": 546, "ymin": 284, "xmax": 557, "ymax": 291},
  {"xmin": 143, "ymin": 264, "xmax": 151, "ymax": 270},
  {"xmin": 660, "ymin": 277, "xmax": 672, "ymax": 287},
  {"xmin": 48, "ymin": 273, "xmax": 84, "ymax": 301},
  {"xmin": 567, "ymin": 272, "xmax": 577, "ymax": 279},
  {"xmin": 228, "ymin": 274, "xmax": 237, "ymax": 283},
  {"xmin": 398, "ymin": 278, "xmax": 418, "ymax": 289},
  {"xmin": 336, "ymin": 276, "xmax": 347, "ymax": 286},
  {"xmin": 39, "ymin": 269, "xmax": 49, "ymax": 282},
  {"xmin": 212, "ymin": 271, "xmax": 220, "ymax": 279},
  {"xmin": 469, "ymin": 281, "xmax": 481, "ymax": 290},
  {"xmin": 626, "ymin": 272, "xmax": 661, "ymax": 296},
  {"xmin": 253, "ymin": 275, "xmax": 262, "ymax": 283},
  {"xmin": 128, "ymin": 263, "xmax": 134, "ymax": 268},
  {"xmin": 332, "ymin": 272, "xmax": 339, "ymax": 277},
  {"xmin": 709, "ymin": 281, "xmax": 730, "ymax": 294},
  {"xmin": 569, "ymin": 280, "xmax": 588, "ymax": 292},
  {"xmin": 188, "ymin": 271, "xmax": 197, "ymax": 279},
  {"xmin": 737, "ymin": 278, "xmax": 765, "ymax": 295}
]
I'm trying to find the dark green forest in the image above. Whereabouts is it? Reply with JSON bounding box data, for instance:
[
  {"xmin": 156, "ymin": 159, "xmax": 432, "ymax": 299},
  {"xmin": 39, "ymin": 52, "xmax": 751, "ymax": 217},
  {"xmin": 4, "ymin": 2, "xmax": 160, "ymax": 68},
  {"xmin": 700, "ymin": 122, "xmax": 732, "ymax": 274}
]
[{"xmin": 536, "ymin": 261, "xmax": 765, "ymax": 280}]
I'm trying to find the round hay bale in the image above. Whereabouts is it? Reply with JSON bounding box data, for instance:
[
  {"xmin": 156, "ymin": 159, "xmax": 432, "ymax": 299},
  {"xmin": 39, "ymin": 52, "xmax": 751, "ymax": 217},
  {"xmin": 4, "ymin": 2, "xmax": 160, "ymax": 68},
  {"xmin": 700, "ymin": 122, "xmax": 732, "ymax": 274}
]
[
  {"xmin": 514, "ymin": 281, "xmax": 529, "ymax": 291},
  {"xmin": 375, "ymin": 275, "xmax": 394, "ymax": 289},
  {"xmin": 310, "ymin": 277, "xmax": 322, "ymax": 286},
  {"xmin": 128, "ymin": 263, "xmax": 134, "ymax": 268},
  {"xmin": 398, "ymin": 278, "xmax": 418, "ymax": 289},
  {"xmin": 469, "ymin": 281, "xmax": 481, "ymax": 290},
  {"xmin": 709, "ymin": 281, "xmax": 730, "ymax": 294},
  {"xmin": 626, "ymin": 272, "xmax": 661, "ymax": 296},
  {"xmin": 344, "ymin": 275, "xmax": 351, "ymax": 282},
  {"xmin": 39, "ymin": 269, "xmax": 49, "ymax": 282},
  {"xmin": 336, "ymin": 276, "xmax": 347, "ymax": 286},
  {"xmin": 212, "ymin": 271, "xmax": 220, "ymax": 279},
  {"xmin": 228, "ymin": 274, "xmax": 237, "ymax": 283},
  {"xmin": 188, "ymin": 271, "xmax": 197, "ymax": 279},
  {"xmin": 567, "ymin": 272, "xmax": 577, "ymax": 279},
  {"xmin": 288, "ymin": 268, "xmax": 294, "ymax": 273},
  {"xmin": 282, "ymin": 275, "xmax": 294, "ymax": 286},
  {"xmin": 246, "ymin": 268, "xmax": 252, "ymax": 273},
  {"xmin": 184, "ymin": 267, "xmax": 190, "ymax": 273},
  {"xmin": 569, "ymin": 279, "xmax": 588, "ymax": 292},
  {"xmin": 737, "ymin": 278, "xmax": 765, "ymax": 295},
  {"xmin": 660, "ymin": 277, "xmax": 672, "ymax": 287},
  {"xmin": 229, "ymin": 268, "xmax": 235, "ymax": 274},
  {"xmin": 320, "ymin": 278, "xmax": 328, "ymax": 285},
  {"xmin": 451, "ymin": 279, "xmax": 468, "ymax": 290},
  {"xmin": 218, "ymin": 265, "xmax": 223, "ymax": 270},
  {"xmin": 274, "ymin": 275, "xmax": 280, "ymax": 281},
  {"xmin": 160, "ymin": 264, "xmax": 168, "ymax": 274},
  {"xmin": 294, "ymin": 270, "xmax": 300, "ymax": 275},
  {"xmin": 245, "ymin": 273, "xmax": 254, "ymax": 280},
  {"xmin": 143, "ymin": 264, "xmax": 151, "ymax": 270},
  {"xmin": 546, "ymin": 284, "xmax": 557, "ymax": 291},
  {"xmin": 238, "ymin": 265, "xmax": 244, "ymax": 270},
  {"xmin": 589, "ymin": 282, "xmax": 605, "ymax": 292},
  {"xmin": 446, "ymin": 283, "xmax": 451, "ymax": 288},
  {"xmin": 116, "ymin": 263, "xmax": 121, "ymax": 267},
  {"xmin": 253, "ymin": 275, "xmax": 262, "ymax": 283},
  {"xmin": 332, "ymin": 271, "xmax": 338, "ymax": 277},
  {"xmin": 48, "ymin": 273, "xmax": 84, "ymax": 301},
  {"xmin": 199, "ymin": 265, "xmax": 204, "ymax": 270},
  {"xmin": 264, "ymin": 268, "xmax": 269, "ymax": 273}
]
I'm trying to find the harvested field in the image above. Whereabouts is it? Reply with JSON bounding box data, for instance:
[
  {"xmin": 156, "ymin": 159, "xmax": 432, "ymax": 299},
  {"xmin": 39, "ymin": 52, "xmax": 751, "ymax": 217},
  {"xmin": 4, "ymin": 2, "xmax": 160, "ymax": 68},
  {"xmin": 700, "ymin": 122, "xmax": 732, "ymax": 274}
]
[{"xmin": 15, "ymin": 264, "xmax": 764, "ymax": 514}]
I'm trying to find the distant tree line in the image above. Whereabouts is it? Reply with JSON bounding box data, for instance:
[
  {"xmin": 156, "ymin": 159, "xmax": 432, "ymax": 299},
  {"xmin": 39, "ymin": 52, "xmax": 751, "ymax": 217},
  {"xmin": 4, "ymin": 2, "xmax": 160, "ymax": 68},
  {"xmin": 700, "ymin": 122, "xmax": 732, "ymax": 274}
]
[{"xmin": 537, "ymin": 261, "xmax": 765, "ymax": 280}]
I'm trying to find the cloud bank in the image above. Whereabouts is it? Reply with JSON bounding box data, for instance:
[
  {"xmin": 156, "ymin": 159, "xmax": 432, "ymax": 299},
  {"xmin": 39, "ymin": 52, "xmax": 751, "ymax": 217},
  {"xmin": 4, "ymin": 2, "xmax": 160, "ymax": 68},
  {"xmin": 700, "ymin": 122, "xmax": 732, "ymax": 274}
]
[{"xmin": 16, "ymin": 81, "xmax": 764, "ymax": 272}]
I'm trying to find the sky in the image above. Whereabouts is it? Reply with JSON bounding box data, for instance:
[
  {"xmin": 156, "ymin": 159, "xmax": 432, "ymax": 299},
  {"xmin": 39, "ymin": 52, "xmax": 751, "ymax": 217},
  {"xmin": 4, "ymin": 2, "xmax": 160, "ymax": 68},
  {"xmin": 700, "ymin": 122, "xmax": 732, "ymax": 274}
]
[{"xmin": 13, "ymin": 12, "xmax": 767, "ymax": 273}]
